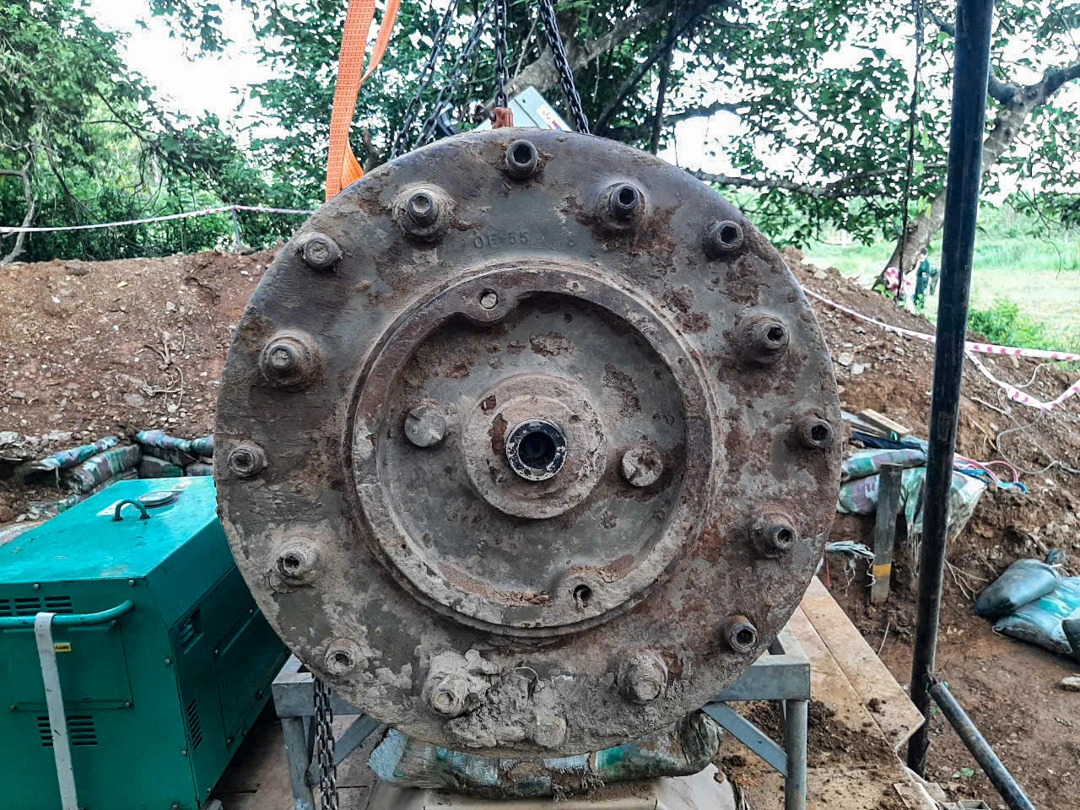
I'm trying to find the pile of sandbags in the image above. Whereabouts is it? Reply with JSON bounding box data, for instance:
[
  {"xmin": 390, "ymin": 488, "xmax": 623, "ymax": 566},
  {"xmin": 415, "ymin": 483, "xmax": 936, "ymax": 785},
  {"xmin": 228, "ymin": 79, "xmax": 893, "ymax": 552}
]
[{"xmin": 135, "ymin": 430, "xmax": 214, "ymax": 478}]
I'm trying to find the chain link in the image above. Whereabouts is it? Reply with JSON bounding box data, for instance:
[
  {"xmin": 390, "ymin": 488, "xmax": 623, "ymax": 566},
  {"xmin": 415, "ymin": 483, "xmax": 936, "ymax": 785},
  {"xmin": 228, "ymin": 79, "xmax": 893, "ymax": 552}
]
[
  {"xmin": 494, "ymin": 0, "xmax": 510, "ymax": 109},
  {"xmin": 390, "ymin": 0, "xmax": 460, "ymax": 158},
  {"xmin": 414, "ymin": 1, "xmax": 493, "ymax": 149},
  {"xmin": 313, "ymin": 677, "xmax": 338, "ymax": 810},
  {"xmin": 536, "ymin": 0, "xmax": 590, "ymax": 134}
]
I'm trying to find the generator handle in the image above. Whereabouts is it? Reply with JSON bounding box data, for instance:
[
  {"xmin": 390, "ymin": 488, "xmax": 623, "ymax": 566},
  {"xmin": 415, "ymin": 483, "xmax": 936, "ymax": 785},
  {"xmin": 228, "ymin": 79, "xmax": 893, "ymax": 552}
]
[{"xmin": 0, "ymin": 599, "xmax": 135, "ymax": 630}]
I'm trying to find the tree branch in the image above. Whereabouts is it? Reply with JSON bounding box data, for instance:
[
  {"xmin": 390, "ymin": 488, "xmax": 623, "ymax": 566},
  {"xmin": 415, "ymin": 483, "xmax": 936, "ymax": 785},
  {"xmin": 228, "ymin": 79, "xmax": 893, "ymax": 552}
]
[
  {"xmin": 924, "ymin": 6, "xmax": 1020, "ymax": 103},
  {"xmin": 610, "ymin": 99, "xmax": 742, "ymax": 142}
]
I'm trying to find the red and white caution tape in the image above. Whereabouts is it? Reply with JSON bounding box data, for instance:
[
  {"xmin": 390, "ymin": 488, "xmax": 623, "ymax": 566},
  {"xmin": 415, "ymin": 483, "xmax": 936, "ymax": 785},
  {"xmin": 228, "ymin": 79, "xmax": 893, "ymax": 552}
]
[
  {"xmin": 802, "ymin": 286, "xmax": 1080, "ymax": 412},
  {"xmin": 0, "ymin": 204, "xmax": 316, "ymax": 235}
]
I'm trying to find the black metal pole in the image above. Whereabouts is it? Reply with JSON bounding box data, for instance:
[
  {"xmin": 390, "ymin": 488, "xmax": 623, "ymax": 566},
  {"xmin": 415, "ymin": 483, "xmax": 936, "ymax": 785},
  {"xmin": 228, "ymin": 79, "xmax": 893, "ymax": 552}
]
[
  {"xmin": 929, "ymin": 682, "xmax": 1037, "ymax": 810},
  {"xmin": 906, "ymin": 0, "xmax": 994, "ymax": 776}
]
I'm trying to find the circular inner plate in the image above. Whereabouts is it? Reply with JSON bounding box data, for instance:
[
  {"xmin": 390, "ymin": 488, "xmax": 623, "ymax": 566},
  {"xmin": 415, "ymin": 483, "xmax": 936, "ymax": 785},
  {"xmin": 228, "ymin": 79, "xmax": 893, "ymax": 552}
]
[{"xmin": 215, "ymin": 129, "xmax": 841, "ymax": 758}]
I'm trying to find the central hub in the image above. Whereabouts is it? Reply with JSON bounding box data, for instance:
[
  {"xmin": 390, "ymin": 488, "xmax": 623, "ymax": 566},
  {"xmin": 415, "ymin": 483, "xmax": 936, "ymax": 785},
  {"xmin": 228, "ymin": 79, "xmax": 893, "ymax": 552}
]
[
  {"xmin": 506, "ymin": 419, "xmax": 567, "ymax": 481},
  {"xmin": 460, "ymin": 374, "xmax": 607, "ymax": 521}
]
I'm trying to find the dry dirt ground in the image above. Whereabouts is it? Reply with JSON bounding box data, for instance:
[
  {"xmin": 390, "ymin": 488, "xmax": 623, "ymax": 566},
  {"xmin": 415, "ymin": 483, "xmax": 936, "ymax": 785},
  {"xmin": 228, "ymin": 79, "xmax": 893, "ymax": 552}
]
[{"xmin": 2, "ymin": 246, "xmax": 1079, "ymax": 807}]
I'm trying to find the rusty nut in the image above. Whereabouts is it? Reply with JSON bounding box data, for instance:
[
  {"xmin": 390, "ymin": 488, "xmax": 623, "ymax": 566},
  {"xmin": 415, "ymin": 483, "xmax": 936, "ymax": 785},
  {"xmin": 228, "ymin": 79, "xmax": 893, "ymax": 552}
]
[
  {"xmin": 395, "ymin": 186, "xmax": 451, "ymax": 241},
  {"xmin": 723, "ymin": 615, "xmax": 758, "ymax": 654},
  {"xmin": 505, "ymin": 139, "xmax": 539, "ymax": 180},
  {"xmin": 796, "ymin": 415, "xmax": 834, "ymax": 450},
  {"xmin": 260, "ymin": 331, "xmax": 320, "ymax": 390},
  {"xmin": 736, "ymin": 313, "xmax": 790, "ymax": 365},
  {"xmin": 226, "ymin": 443, "xmax": 266, "ymax": 478},
  {"xmin": 297, "ymin": 233, "xmax": 341, "ymax": 272},
  {"xmin": 752, "ymin": 513, "xmax": 798, "ymax": 558},
  {"xmin": 703, "ymin": 219, "xmax": 745, "ymax": 258},
  {"xmin": 427, "ymin": 674, "xmax": 472, "ymax": 718},
  {"xmin": 617, "ymin": 652, "xmax": 668, "ymax": 704},
  {"xmin": 274, "ymin": 539, "xmax": 323, "ymax": 584},
  {"xmin": 324, "ymin": 639, "xmax": 362, "ymax": 675}
]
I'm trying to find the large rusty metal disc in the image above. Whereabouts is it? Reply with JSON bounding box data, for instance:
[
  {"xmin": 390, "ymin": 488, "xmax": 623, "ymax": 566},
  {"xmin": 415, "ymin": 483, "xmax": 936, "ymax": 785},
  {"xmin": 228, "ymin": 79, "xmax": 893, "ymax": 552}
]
[{"xmin": 216, "ymin": 129, "xmax": 841, "ymax": 758}]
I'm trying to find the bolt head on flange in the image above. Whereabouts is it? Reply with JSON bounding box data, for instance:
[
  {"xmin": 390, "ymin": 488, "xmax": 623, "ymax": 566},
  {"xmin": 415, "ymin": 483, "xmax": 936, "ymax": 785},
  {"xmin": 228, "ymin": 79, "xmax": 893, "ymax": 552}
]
[
  {"xmin": 274, "ymin": 538, "xmax": 323, "ymax": 584},
  {"xmin": 297, "ymin": 233, "xmax": 341, "ymax": 271},
  {"xmin": 324, "ymin": 639, "xmax": 361, "ymax": 675},
  {"xmin": 260, "ymin": 331, "xmax": 320, "ymax": 390},
  {"xmin": 428, "ymin": 674, "xmax": 471, "ymax": 718},
  {"xmin": 703, "ymin": 219, "xmax": 745, "ymax": 257},
  {"xmin": 751, "ymin": 513, "xmax": 798, "ymax": 558},
  {"xmin": 617, "ymin": 652, "xmax": 668, "ymax": 704},
  {"xmin": 226, "ymin": 443, "xmax": 266, "ymax": 478},
  {"xmin": 736, "ymin": 312, "xmax": 790, "ymax": 365},
  {"xmin": 505, "ymin": 140, "xmax": 539, "ymax": 180},
  {"xmin": 796, "ymin": 415, "xmax": 834, "ymax": 450},
  {"xmin": 724, "ymin": 615, "xmax": 758, "ymax": 653},
  {"xmin": 405, "ymin": 403, "xmax": 447, "ymax": 448},
  {"xmin": 395, "ymin": 186, "xmax": 451, "ymax": 240},
  {"xmin": 621, "ymin": 444, "xmax": 664, "ymax": 488}
]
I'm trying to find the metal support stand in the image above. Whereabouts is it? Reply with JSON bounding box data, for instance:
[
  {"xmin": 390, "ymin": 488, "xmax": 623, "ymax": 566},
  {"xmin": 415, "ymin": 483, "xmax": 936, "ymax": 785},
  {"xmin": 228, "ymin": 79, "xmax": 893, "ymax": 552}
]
[{"xmin": 273, "ymin": 626, "xmax": 811, "ymax": 810}]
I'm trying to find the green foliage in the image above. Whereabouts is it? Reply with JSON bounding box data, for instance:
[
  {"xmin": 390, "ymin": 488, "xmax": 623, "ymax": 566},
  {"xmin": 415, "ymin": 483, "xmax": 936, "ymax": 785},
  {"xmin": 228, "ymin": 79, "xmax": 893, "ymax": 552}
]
[{"xmin": 969, "ymin": 297, "xmax": 1058, "ymax": 349}]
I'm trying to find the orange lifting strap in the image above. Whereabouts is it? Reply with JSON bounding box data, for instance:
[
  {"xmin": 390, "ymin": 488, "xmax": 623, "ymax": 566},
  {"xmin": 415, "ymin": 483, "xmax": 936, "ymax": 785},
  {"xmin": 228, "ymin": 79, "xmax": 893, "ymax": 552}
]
[{"xmin": 325, "ymin": 0, "xmax": 402, "ymax": 201}]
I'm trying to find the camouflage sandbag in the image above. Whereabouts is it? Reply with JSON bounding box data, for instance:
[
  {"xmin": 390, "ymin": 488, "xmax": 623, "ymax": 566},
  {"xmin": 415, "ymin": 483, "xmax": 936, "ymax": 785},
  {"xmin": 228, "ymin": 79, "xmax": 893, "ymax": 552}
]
[
  {"xmin": 185, "ymin": 462, "xmax": 213, "ymax": 477},
  {"xmin": 189, "ymin": 435, "xmax": 214, "ymax": 458},
  {"xmin": 36, "ymin": 470, "xmax": 139, "ymax": 516},
  {"xmin": 14, "ymin": 436, "xmax": 120, "ymax": 482},
  {"xmin": 138, "ymin": 455, "xmax": 184, "ymax": 479},
  {"xmin": 135, "ymin": 430, "xmax": 196, "ymax": 467},
  {"xmin": 62, "ymin": 445, "xmax": 142, "ymax": 494},
  {"xmin": 995, "ymin": 577, "xmax": 1080, "ymax": 657},
  {"xmin": 369, "ymin": 711, "xmax": 720, "ymax": 799}
]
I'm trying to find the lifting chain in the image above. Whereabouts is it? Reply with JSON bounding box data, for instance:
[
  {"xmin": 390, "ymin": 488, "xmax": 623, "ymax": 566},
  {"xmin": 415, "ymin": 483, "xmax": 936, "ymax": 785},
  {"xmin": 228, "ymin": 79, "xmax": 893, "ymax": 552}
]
[
  {"xmin": 494, "ymin": 0, "xmax": 510, "ymax": 109},
  {"xmin": 536, "ymin": 0, "xmax": 590, "ymax": 134},
  {"xmin": 313, "ymin": 677, "xmax": 339, "ymax": 810},
  {"xmin": 413, "ymin": 2, "xmax": 492, "ymax": 149},
  {"xmin": 390, "ymin": 0, "xmax": 460, "ymax": 158}
]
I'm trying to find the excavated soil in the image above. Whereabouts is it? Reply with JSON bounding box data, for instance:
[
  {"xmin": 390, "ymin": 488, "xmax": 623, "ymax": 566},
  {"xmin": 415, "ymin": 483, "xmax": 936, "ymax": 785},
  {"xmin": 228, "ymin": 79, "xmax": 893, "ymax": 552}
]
[{"xmin": 2, "ymin": 245, "xmax": 1080, "ymax": 807}]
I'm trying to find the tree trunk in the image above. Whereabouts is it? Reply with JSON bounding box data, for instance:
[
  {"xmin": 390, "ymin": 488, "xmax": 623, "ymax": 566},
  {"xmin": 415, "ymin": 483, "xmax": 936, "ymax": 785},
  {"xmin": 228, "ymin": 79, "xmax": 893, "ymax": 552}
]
[
  {"xmin": 0, "ymin": 162, "xmax": 35, "ymax": 266},
  {"xmin": 879, "ymin": 67, "xmax": 1076, "ymax": 286}
]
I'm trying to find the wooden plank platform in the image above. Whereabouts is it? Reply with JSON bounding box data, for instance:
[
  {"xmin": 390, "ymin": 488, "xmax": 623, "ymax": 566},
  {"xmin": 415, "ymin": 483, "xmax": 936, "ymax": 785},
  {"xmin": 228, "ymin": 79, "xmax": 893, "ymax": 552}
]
[{"xmin": 801, "ymin": 578, "xmax": 925, "ymax": 751}]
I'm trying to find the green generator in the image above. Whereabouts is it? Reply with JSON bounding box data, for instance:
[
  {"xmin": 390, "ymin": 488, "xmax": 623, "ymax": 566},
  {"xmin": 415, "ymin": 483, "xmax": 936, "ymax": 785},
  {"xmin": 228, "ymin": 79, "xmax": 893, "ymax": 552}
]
[{"xmin": 0, "ymin": 477, "xmax": 288, "ymax": 810}]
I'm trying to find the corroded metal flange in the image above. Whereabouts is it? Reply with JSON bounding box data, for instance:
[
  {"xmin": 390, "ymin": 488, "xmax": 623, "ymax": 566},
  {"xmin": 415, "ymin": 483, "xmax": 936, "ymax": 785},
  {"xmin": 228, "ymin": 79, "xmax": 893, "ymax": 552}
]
[{"xmin": 215, "ymin": 129, "xmax": 841, "ymax": 758}]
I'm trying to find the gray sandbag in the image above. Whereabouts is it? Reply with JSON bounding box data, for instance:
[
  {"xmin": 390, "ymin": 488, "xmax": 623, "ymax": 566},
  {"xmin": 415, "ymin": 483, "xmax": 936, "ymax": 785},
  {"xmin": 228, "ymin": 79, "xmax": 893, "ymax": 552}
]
[
  {"xmin": 974, "ymin": 554, "xmax": 1062, "ymax": 619},
  {"xmin": 138, "ymin": 455, "xmax": 184, "ymax": 479},
  {"xmin": 994, "ymin": 577, "xmax": 1080, "ymax": 657}
]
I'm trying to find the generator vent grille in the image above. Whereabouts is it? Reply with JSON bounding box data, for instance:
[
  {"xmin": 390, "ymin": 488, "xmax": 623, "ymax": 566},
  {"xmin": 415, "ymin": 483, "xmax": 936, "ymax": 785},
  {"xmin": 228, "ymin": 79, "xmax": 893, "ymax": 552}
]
[
  {"xmin": 1, "ymin": 596, "xmax": 74, "ymax": 617},
  {"xmin": 37, "ymin": 715, "xmax": 98, "ymax": 747},
  {"xmin": 186, "ymin": 698, "xmax": 203, "ymax": 750}
]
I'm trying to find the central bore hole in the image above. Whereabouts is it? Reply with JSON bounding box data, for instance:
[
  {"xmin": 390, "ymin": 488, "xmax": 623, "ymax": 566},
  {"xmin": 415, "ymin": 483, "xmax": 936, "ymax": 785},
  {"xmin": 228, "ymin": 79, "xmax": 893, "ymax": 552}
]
[
  {"xmin": 618, "ymin": 187, "xmax": 636, "ymax": 206},
  {"xmin": 810, "ymin": 424, "xmax": 828, "ymax": 442},
  {"xmin": 505, "ymin": 419, "xmax": 566, "ymax": 481},
  {"xmin": 720, "ymin": 224, "xmax": 740, "ymax": 244},
  {"xmin": 766, "ymin": 325, "xmax": 785, "ymax": 343},
  {"xmin": 518, "ymin": 430, "xmax": 557, "ymax": 470},
  {"xmin": 736, "ymin": 628, "xmax": 755, "ymax": 647}
]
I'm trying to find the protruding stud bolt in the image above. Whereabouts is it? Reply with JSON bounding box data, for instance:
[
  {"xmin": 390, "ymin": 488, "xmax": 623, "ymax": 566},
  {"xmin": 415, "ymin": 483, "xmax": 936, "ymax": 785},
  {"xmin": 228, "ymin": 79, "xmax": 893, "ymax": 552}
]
[
  {"xmin": 406, "ymin": 190, "xmax": 439, "ymax": 228},
  {"xmin": 752, "ymin": 513, "xmax": 798, "ymax": 558},
  {"xmin": 405, "ymin": 403, "xmax": 447, "ymax": 448},
  {"xmin": 260, "ymin": 331, "xmax": 319, "ymax": 389},
  {"xmin": 704, "ymin": 219, "xmax": 745, "ymax": 258},
  {"xmin": 620, "ymin": 444, "xmax": 664, "ymax": 488},
  {"xmin": 227, "ymin": 443, "xmax": 266, "ymax": 478},
  {"xmin": 505, "ymin": 140, "xmax": 539, "ymax": 180},
  {"xmin": 275, "ymin": 539, "xmax": 322, "ymax": 584},
  {"xmin": 609, "ymin": 183, "xmax": 642, "ymax": 220},
  {"xmin": 724, "ymin": 615, "xmax": 758, "ymax": 654},
  {"xmin": 618, "ymin": 652, "xmax": 669, "ymax": 704},
  {"xmin": 737, "ymin": 313, "xmax": 790, "ymax": 365},
  {"xmin": 428, "ymin": 674, "xmax": 471, "ymax": 718},
  {"xmin": 298, "ymin": 233, "xmax": 341, "ymax": 272},
  {"xmin": 796, "ymin": 416, "xmax": 834, "ymax": 450},
  {"xmin": 479, "ymin": 290, "xmax": 499, "ymax": 310},
  {"xmin": 324, "ymin": 639, "xmax": 361, "ymax": 675}
]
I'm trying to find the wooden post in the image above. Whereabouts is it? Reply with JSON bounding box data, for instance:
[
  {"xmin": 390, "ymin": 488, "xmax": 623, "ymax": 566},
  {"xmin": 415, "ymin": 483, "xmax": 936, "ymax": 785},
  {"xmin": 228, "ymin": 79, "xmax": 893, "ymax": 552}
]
[{"xmin": 871, "ymin": 463, "xmax": 903, "ymax": 605}]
